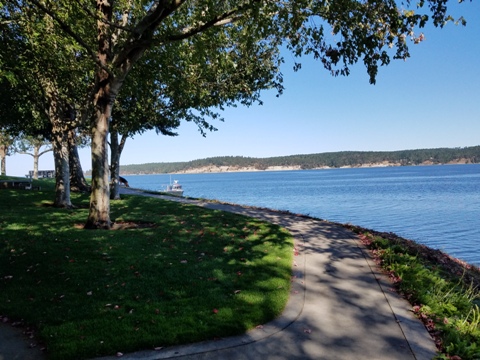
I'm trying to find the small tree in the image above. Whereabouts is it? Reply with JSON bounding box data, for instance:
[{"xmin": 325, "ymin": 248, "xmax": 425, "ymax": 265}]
[{"xmin": 14, "ymin": 135, "xmax": 53, "ymax": 179}]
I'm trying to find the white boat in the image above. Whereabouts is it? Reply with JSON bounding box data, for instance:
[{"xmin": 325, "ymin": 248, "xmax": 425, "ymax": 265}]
[{"xmin": 163, "ymin": 179, "xmax": 184, "ymax": 196}]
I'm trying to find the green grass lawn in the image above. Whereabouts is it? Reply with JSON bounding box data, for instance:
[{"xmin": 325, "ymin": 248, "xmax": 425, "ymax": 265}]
[{"xmin": 0, "ymin": 177, "xmax": 293, "ymax": 359}]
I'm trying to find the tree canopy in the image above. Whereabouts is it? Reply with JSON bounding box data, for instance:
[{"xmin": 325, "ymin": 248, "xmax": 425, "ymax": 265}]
[{"xmin": 0, "ymin": 0, "xmax": 467, "ymax": 228}]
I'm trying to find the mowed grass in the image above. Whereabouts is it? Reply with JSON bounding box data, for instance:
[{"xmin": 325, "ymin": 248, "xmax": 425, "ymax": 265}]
[{"xmin": 0, "ymin": 177, "xmax": 293, "ymax": 359}]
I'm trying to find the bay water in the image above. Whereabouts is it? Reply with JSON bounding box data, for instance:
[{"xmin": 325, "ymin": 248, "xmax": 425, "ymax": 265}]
[{"xmin": 124, "ymin": 164, "xmax": 480, "ymax": 266}]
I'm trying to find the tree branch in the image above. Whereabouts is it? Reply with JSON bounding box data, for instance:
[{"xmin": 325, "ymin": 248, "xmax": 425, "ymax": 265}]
[
  {"xmin": 165, "ymin": 10, "xmax": 243, "ymax": 43},
  {"xmin": 119, "ymin": 133, "xmax": 127, "ymax": 155},
  {"xmin": 27, "ymin": 0, "xmax": 112, "ymax": 76},
  {"xmin": 38, "ymin": 147, "xmax": 54, "ymax": 156},
  {"xmin": 130, "ymin": 0, "xmax": 185, "ymax": 38},
  {"xmin": 112, "ymin": 0, "xmax": 134, "ymax": 47},
  {"xmin": 112, "ymin": 0, "xmax": 186, "ymax": 68},
  {"xmin": 16, "ymin": 151, "xmax": 34, "ymax": 157},
  {"xmin": 70, "ymin": 0, "xmax": 133, "ymax": 33}
]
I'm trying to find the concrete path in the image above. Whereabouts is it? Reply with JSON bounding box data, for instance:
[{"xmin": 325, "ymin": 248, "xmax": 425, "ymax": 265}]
[
  {"xmin": 0, "ymin": 319, "xmax": 45, "ymax": 360},
  {"xmin": 96, "ymin": 189, "xmax": 437, "ymax": 360},
  {"xmin": 0, "ymin": 188, "xmax": 437, "ymax": 359}
]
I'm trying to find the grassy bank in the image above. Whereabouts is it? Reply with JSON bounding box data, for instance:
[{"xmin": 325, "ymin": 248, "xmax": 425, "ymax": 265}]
[
  {"xmin": 3, "ymin": 176, "xmax": 480, "ymax": 360},
  {"xmin": 0, "ymin": 177, "xmax": 293, "ymax": 359},
  {"xmin": 349, "ymin": 227, "xmax": 480, "ymax": 360}
]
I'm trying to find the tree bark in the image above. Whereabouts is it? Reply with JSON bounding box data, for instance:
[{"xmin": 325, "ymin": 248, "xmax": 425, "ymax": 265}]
[
  {"xmin": 69, "ymin": 129, "xmax": 90, "ymax": 192},
  {"xmin": 52, "ymin": 117, "xmax": 72, "ymax": 208},
  {"xmin": 85, "ymin": 97, "xmax": 111, "ymax": 228},
  {"xmin": 109, "ymin": 128, "xmax": 121, "ymax": 200},
  {"xmin": 33, "ymin": 146, "xmax": 39, "ymax": 179},
  {"xmin": 86, "ymin": 0, "xmax": 146, "ymax": 228},
  {"xmin": 109, "ymin": 128, "xmax": 128, "ymax": 200},
  {"xmin": 85, "ymin": 0, "xmax": 113, "ymax": 229},
  {"xmin": 0, "ymin": 145, "xmax": 6, "ymax": 176}
]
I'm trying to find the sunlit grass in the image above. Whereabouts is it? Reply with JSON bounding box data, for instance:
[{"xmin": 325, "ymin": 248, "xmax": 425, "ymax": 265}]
[{"xmin": 0, "ymin": 176, "xmax": 293, "ymax": 359}]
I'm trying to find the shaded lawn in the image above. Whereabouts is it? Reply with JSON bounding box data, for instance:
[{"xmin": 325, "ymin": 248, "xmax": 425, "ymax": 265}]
[{"xmin": 0, "ymin": 179, "xmax": 293, "ymax": 359}]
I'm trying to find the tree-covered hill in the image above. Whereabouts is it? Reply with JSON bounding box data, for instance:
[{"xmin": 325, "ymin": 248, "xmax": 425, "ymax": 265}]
[{"xmin": 118, "ymin": 146, "xmax": 480, "ymax": 175}]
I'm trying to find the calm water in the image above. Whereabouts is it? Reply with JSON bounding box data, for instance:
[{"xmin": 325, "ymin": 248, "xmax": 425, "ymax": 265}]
[{"xmin": 124, "ymin": 164, "xmax": 480, "ymax": 266}]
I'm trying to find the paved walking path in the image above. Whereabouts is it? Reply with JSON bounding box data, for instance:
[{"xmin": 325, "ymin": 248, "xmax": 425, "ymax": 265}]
[
  {"xmin": 97, "ymin": 188, "xmax": 437, "ymax": 360},
  {"xmin": 0, "ymin": 188, "xmax": 437, "ymax": 359}
]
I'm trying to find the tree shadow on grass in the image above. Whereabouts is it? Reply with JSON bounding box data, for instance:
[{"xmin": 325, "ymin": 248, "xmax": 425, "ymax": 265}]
[{"xmin": 0, "ymin": 191, "xmax": 296, "ymax": 359}]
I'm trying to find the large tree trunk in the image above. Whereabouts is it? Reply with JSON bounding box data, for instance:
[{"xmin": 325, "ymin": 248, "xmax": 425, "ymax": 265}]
[
  {"xmin": 109, "ymin": 128, "xmax": 128, "ymax": 200},
  {"xmin": 52, "ymin": 117, "xmax": 72, "ymax": 208},
  {"xmin": 85, "ymin": 0, "xmax": 114, "ymax": 229},
  {"xmin": 86, "ymin": 0, "xmax": 143, "ymax": 228},
  {"xmin": 85, "ymin": 93, "xmax": 113, "ymax": 229},
  {"xmin": 0, "ymin": 145, "xmax": 6, "ymax": 175},
  {"xmin": 69, "ymin": 129, "xmax": 90, "ymax": 192}
]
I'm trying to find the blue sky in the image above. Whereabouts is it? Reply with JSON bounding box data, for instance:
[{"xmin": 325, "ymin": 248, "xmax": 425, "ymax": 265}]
[{"xmin": 6, "ymin": 1, "xmax": 480, "ymax": 176}]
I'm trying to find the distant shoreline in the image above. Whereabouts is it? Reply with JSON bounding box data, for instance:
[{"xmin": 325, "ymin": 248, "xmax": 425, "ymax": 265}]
[
  {"xmin": 120, "ymin": 160, "xmax": 473, "ymax": 176},
  {"xmin": 85, "ymin": 146, "xmax": 479, "ymax": 176}
]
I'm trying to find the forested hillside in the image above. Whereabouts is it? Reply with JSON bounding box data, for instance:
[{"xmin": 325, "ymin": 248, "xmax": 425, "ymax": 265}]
[{"xmin": 119, "ymin": 146, "xmax": 480, "ymax": 174}]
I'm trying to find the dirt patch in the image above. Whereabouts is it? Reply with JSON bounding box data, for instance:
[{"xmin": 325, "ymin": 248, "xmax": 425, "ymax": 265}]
[
  {"xmin": 111, "ymin": 221, "xmax": 157, "ymax": 230},
  {"xmin": 74, "ymin": 221, "xmax": 157, "ymax": 230}
]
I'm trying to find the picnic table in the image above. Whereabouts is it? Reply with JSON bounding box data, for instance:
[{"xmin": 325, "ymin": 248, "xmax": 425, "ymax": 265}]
[{"xmin": 0, "ymin": 180, "xmax": 40, "ymax": 190}]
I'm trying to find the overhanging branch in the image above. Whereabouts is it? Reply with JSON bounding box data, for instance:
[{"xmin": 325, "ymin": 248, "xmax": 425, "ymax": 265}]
[
  {"xmin": 38, "ymin": 147, "xmax": 54, "ymax": 156},
  {"xmin": 112, "ymin": 0, "xmax": 185, "ymax": 68},
  {"xmin": 71, "ymin": 0, "xmax": 134, "ymax": 34},
  {"xmin": 27, "ymin": 0, "xmax": 112, "ymax": 76},
  {"xmin": 166, "ymin": 12, "xmax": 242, "ymax": 42}
]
